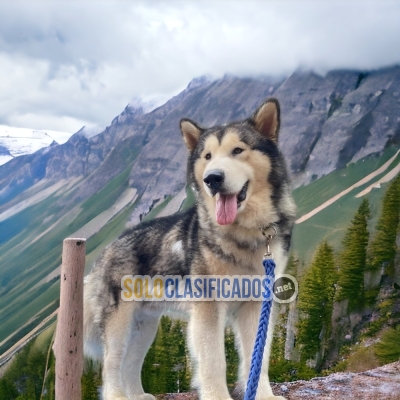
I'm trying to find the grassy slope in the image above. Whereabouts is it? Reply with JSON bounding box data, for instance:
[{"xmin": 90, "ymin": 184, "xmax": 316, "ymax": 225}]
[
  {"xmin": 292, "ymin": 147, "xmax": 400, "ymax": 263},
  {"xmin": 142, "ymin": 196, "xmax": 173, "ymax": 222},
  {"xmin": 180, "ymin": 185, "xmax": 196, "ymax": 211},
  {"xmin": 84, "ymin": 198, "xmax": 141, "ymax": 274},
  {"xmin": 0, "ymin": 165, "xmax": 137, "ymax": 349},
  {"xmin": 292, "ymin": 182, "xmax": 387, "ymax": 264},
  {"xmin": 293, "ymin": 147, "xmax": 399, "ymax": 218}
]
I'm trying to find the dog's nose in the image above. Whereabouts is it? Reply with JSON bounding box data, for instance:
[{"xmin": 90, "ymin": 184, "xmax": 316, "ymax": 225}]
[{"xmin": 203, "ymin": 170, "xmax": 224, "ymax": 190}]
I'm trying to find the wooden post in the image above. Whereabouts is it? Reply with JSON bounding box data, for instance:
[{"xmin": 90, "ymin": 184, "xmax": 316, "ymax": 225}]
[{"xmin": 54, "ymin": 238, "xmax": 86, "ymax": 400}]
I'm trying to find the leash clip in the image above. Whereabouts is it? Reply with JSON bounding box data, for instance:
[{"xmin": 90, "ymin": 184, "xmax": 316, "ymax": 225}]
[{"xmin": 261, "ymin": 224, "xmax": 277, "ymax": 260}]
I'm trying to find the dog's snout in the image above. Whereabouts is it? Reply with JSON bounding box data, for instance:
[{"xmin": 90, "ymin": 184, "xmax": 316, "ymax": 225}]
[{"xmin": 203, "ymin": 170, "xmax": 224, "ymax": 190}]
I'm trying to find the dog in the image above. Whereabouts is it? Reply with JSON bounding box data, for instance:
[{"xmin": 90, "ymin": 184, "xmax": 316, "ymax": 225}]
[{"xmin": 83, "ymin": 98, "xmax": 296, "ymax": 400}]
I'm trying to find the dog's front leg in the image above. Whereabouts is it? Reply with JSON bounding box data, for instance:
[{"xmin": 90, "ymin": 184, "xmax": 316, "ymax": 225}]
[
  {"xmin": 235, "ymin": 301, "xmax": 286, "ymax": 400},
  {"xmin": 188, "ymin": 302, "xmax": 232, "ymax": 400}
]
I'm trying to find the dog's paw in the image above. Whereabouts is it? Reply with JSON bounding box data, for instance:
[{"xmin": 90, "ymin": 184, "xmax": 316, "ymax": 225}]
[
  {"xmin": 262, "ymin": 396, "xmax": 287, "ymax": 400},
  {"xmin": 132, "ymin": 394, "xmax": 156, "ymax": 400}
]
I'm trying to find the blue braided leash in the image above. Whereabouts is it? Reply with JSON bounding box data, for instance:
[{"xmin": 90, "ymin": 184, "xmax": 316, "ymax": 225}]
[{"xmin": 243, "ymin": 257, "xmax": 276, "ymax": 400}]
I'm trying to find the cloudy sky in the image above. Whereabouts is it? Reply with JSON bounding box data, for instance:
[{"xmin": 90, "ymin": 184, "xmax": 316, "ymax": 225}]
[{"xmin": 1, "ymin": 0, "xmax": 399, "ymax": 133}]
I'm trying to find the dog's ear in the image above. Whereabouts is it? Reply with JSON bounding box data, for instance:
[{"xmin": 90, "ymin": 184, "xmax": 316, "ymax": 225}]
[
  {"xmin": 248, "ymin": 98, "xmax": 280, "ymax": 142},
  {"xmin": 180, "ymin": 118, "xmax": 204, "ymax": 151}
]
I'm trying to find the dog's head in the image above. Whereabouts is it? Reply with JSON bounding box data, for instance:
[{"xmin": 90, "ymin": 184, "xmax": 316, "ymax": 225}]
[{"xmin": 180, "ymin": 98, "xmax": 291, "ymax": 230}]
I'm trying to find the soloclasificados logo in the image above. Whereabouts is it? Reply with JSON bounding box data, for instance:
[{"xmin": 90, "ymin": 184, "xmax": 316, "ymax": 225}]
[{"xmin": 121, "ymin": 274, "xmax": 298, "ymax": 303}]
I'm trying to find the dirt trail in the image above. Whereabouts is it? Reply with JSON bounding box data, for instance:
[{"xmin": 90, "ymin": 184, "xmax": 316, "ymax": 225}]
[
  {"xmin": 356, "ymin": 160, "xmax": 400, "ymax": 197},
  {"xmin": 296, "ymin": 150, "xmax": 400, "ymax": 224}
]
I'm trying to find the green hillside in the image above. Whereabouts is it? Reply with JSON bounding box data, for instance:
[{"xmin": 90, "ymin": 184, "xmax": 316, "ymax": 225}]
[
  {"xmin": 0, "ymin": 165, "xmax": 138, "ymax": 354},
  {"xmin": 292, "ymin": 147, "xmax": 400, "ymax": 263}
]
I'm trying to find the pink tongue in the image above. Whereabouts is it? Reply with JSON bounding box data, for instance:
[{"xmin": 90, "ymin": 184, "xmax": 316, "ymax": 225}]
[{"xmin": 215, "ymin": 194, "xmax": 237, "ymax": 225}]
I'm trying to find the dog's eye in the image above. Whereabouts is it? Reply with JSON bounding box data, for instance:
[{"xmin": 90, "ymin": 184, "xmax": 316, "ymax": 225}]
[
  {"xmin": 205, "ymin": 153, "xmax": 212, "ymax": 160},
  {"xmin": 232, "ymin": 147, "xmax": 244, "ymax": 155}
]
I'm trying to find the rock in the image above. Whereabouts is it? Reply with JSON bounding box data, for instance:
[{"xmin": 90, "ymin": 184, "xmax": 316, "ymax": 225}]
[
  {"xmin": 281, "ymin": 384, "xmax": 289, "ymax": 392},
  {"xmin": 271, "ymin": 361, "xmax": 400, "ymax": 399},
  {"xmin": 156, "ymin": 362, "xmax": 400, "ymax": 399}
]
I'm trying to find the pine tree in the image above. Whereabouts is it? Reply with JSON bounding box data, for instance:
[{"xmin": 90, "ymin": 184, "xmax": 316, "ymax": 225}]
[
  {"xmin": 0, "ymin": 378, "xmax": 18, "ymax": 400},
  {"xmin": 225, "ymin": 327, "xmax": 239, "ymax": 388},
  {"xmin": 297, "ymin": 241, "xmax": 336, "ymax": 367},
  {"xmin": 368, "ymin": 173, "xmax": 400, "ymax": 276},
  {"xmin": 82, "ymin": 359, "xmax": 101, "ymax": 400},
  {"xmin": 270, "ymin": 303, "xmax": 286, "ymax": 364},
  {"xmin": 336, "ymin": 198, "xmax": 371, "ymax": 311},
  {"xmin": 142, "ymin": 332, "xmax": 157, "ymax": 393},
  {"xmin": 142, "ymin": 317, "xmax": 191, "ymax": 394},
  {"xmin": 152, "ymin": 316, "xmax": 171, "ymax": 394},
  {"xmin": 374, "ymin": 325, "xmax": 400, "ymax": 364},
  {"xmin": 169, "ymin": 320, "xmax": 190, "ymax": 393}
]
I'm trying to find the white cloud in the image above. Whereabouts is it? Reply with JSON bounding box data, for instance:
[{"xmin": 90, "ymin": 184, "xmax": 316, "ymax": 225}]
[{"xmin": 0, "ymin": 0, "xmax": 399, "ymax": 132}]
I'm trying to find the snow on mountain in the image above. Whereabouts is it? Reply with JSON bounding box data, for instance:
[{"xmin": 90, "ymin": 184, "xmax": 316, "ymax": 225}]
[
  {"xmin": 75, "ymin": 125, "xmax": 104, "ymax": 138},
  {"xmin": 0, "ymin": 125, "xmax": 73, "ymax": 166},
  {"xmin": 127, "ymin": 95, "xmax": 169, "ymax": 114},
  {"xmin": 0, "ymin": 155, "xmax": 13, "ymax": 166}
]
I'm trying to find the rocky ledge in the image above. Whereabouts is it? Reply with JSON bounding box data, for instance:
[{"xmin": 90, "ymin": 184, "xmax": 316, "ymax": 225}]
[{"xmin": 158, "ymin": 361, "xmax": 400, "ymax": 399}]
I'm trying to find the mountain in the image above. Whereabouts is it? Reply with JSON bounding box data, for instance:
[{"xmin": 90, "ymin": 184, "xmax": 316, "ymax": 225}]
[
  {"xmin": 75, "ymin": 125, "xmax": 105, "ymax": 139},
  {"xmin": 1, "ymin": 66, "xmax": 400, "ymax": 223},
  {"xmin": 0, "ymin": 144, "xmax": 12, "ymax": 167},
  {"xmin": 0, "ymin": 66, "xmax": 400, "ymax": 356},
  {"xmin": 0, "ymin": 125, "xmax": 73, "ymax": 166}
]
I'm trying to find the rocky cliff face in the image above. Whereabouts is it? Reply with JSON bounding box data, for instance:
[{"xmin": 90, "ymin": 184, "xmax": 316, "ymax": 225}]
[
  {"xmin": 1, "ymin": 66, "xmax": 399, "ymax": 223},
  {"xmin": 303, "ymin": 67, "xmax": 400, "ymax": 182}
]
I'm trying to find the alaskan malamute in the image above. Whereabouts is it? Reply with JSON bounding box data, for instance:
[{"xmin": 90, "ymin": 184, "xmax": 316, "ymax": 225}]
[{"xmin": 84, "ymin": 98, "xmax": 296, "ymax": 400}]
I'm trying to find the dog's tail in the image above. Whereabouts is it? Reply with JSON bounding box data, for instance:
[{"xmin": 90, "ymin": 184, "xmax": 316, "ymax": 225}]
[{"xmin": 83, "ymin": 274, "xmax": 103, "ymax": 361}]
